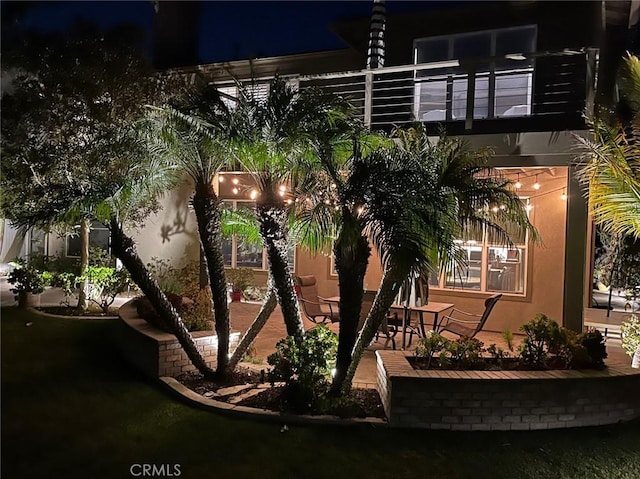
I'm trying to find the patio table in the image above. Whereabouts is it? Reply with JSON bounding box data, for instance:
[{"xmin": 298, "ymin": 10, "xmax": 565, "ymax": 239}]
[{"xmin": 391, "ymin": 302, "xmax": 454, "ymax": 349}]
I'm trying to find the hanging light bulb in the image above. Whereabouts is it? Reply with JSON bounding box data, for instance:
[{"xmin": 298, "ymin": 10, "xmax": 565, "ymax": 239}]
[
  {"xmin": 232, "ymin": 178, "xmax": 239, "ymax": 185},
  {"xmin": 218, "ymin": 175, "xmax": 225, "ymax": 183},
  {"xmin": 561, "ymin": 188, "xmax": 567, "ymax": 201},
  {"xmin": 232, "ymin": 187, "xmax": 239, "ymax": 195},
  {"xmin": 249, "ymin": 189, "xmax": 258, "ymax": 200},
  {"xmin": 514, "ymin": 173, "xmax": 522, "ymax": 189},
  {"xmin": 533, "ymin": 174, "xmax": 541, "ymax": 190}
]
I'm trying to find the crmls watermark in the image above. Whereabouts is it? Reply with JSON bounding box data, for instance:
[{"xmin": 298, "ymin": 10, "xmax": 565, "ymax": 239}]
[{"xmin": 130, "ymin": 464, "xmax": 181, "ymax": 477}]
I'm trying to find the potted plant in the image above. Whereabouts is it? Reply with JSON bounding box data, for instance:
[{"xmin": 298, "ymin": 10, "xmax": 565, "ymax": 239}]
[
  {"xmin": 226, "ymin": 267, "xmax": 254, "ymax": 302},
  {"xmin": 7, "ymin": 259, "xmax": 49, "ymax": 308},
  {"xmin": 621, "ymin": 314, "xmax": 640, "ymax": 368}
]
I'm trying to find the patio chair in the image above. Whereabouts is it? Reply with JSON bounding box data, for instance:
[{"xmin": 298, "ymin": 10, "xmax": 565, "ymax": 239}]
[
  {"xmin": 359, "ymin": 290, "xmax": 402, "ymax": 349},
  {"xmin": 295, "ymin": 275, "xmax": 340, "ymax": 324},
  {"xmin": 436, "ymin": 294, "xmax": 502, "ymax": 338}
]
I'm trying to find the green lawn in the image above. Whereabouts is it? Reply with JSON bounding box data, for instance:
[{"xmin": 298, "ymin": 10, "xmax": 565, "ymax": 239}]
[{"xmin": 2, "ymin": 306, "xmax": 640, "ymax": 479}]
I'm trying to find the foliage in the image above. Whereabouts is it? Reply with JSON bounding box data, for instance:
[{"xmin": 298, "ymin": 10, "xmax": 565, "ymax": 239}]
[
  {"xmin": 7, "ymin": 258, "xmax": 49, "ymax": 297},
  {"xmin": 146, "ymin": 257, "xmax": 184, "ymax": 295},
  {"xmin": 414, "ymin": 330, "xmax": 448, "ymax": 368},
  {"xmin": 89, "ymin": 247, "xmax": 113, "ymax": 268},
  {"xmin": 267, "ymin": 325, "xmax": 338, "ymax": 412},
  {"xmin": 502, "ymin": 329, "xmax": 515, "ymax": 352},
  {"xmin": 518, "ymin": 314, "xmax": 567, "ymax": 368},
  {"xmin": 226, "ymin": 267, "xmax": 255, "ymax": 293},
  {"xmin": 621, "ymin": 314, "xmax": 640, "ymax": 358},
  {"xmin": 174, "ymin": 260, "xmax": 213, "ymax": 330},
  {"xmin": 568, "ymin": 329, "xmax": 608, "ymax": 369},
  {"xmin": 440, "ymin": 337, "xmax": 484, "ymax": 369},
  {"xmin": 574, "ymin": 55, "xmax": 640, "ymax": 240},
  {"xmin": 82, "ymin": 266, "xmax": 132, "ymax": 314},
  {"xmin": 49, "ymin": 272, "xmax": 80, "ymax": 306}
]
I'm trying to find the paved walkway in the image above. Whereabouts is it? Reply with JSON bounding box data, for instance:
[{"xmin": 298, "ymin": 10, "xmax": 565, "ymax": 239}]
[{"xmin": 1, "ymin": 279, "xmax": 630, "ymax": 385}]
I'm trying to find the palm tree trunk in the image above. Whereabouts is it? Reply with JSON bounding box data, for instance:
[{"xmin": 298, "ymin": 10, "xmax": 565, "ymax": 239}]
[
  {"xmin": 330, "ymin": 216, "xmax": 371, "ymax": 395},
  {"xmin": 109, "ymin": 218, "xmax": 215, "ymax": 379},
  {"xmin": 257, "ymin": 201, "xmax": 304, "ymax": 338},
  {"xmin": 228, "ymin": 274, "xmax": 277, "ymax": 370},
  {"xmin": 193, "ymin": 181, "xmax": 231, "ymax": 378},
  {"xmin": 341, "ymin": 264, "xmax": 406, "ymax": 396},
  {"xmin": 76, "ymin": 218, "xmax": 90, "ymax": 311}
]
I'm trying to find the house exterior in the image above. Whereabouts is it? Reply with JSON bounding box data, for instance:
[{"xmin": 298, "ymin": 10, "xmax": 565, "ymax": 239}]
[{"xmin": 11, "ymin": 1, "xmax": 638, "ymax": 332}]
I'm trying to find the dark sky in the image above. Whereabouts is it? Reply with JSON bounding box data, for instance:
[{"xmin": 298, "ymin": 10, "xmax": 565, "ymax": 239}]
[{"xmin": 5, "ymin": 1, "xmax": 440, "ymax": 64}]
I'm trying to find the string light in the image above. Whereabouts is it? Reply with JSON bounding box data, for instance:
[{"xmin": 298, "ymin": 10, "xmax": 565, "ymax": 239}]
[
  {"xmin": 232, "ymin": 187, "xmax": 239, "ymax": 195},
  {"xmin": 533, "ymin": 174, "xmax": 540, "ymax": 190},
  {"xmin": 249, "ymin": 189, "xmax": 258, "ymax": 200},
  {"xmin": 232, "ymin": 178, "xmax": 239, "ymax": 185},
  {"xmin": 218, "ymin": 175, "xmax": 225, "ymax": 183},
  {"xmin": 561, "ymin": 188, "xmax": 567, "ymax": 201},
  {"xmin": 515, "ymin": 173, "xmax": 522, "ymax": 189}
]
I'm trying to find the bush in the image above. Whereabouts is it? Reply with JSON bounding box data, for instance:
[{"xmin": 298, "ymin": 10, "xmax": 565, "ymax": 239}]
[
  {"xmin": 176, "ymin": 260, "xmax": 213, "ymax": 330},
  {"xmin": 441, "ymin": 336, "xmax": 484, "ymax": 369},
  {"xmin": 518, "ymin": 313, "xmax": 571, "ymax": 369},
  {"xmin": 83, "ymin": 266, "xmax": 132, "ymax": 314},
  {"xmin": 49, "ymin": 272, "xmax": 80, "ymax": 306},
  {"xmin": 267, "ymin": 325, "xmax": 338, "ymax": 413},
  {"xmin": 415, "ymin": 330, "xmax": 448, "ymax": 368},
  {"xmin": 621, "ymin": 314, "xmax": 640, "ymax": 359},
  {"xmin": 7, "ymin": 258, "xmax": 49, "ymax": 299},
  {"xmin": 147, "ymin": 257, "xmax": 184, "ymax": 295},
  {"xmin": 226, "ymin": 267, "xmax": 254, "ymax": 294}
]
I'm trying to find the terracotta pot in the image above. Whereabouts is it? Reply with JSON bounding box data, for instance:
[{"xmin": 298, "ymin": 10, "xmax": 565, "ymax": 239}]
[
  {"xmin": 231, "ymin": 291, "xmax": 243, "ymax": 302},
  {"xmin": 18, "ymin": 291, "xmax": 40, "ymax": 308}
]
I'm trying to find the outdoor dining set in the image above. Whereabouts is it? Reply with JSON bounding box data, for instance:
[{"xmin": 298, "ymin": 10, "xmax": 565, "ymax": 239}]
[{"xmin": 295, "ymin": 274, "xmax": 502, "ymax": 350}]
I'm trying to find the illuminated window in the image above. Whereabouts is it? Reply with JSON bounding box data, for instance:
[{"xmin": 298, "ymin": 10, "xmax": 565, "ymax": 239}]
[{"xmin": 413, "ymin": 25, "xmax": 536, "ymax": 122}]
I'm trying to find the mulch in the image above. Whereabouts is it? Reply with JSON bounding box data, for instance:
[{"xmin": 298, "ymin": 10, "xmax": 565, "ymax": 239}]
[{"xmin": 176, "ymin": 369, "xmax": 385, "ymax": 419}]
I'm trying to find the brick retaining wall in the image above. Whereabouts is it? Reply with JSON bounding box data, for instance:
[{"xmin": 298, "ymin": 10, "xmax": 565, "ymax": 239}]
[
  {"xmin": 117, "ymin": 300, "xmax": 240, "ymax": 378},
  {"xmin": 376, "ymin": 350, "xmax": 640, "ymax": 430}
]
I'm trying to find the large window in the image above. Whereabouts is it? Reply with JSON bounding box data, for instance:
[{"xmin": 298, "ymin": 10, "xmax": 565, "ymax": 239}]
[
  {"xmin": 222, "ymin": 200, "xmax": 295, "ymax": 271},
  {"xmin": 413, "ymin": 25, "xmax": 536, "ymax": 122},
  {"xmin": 430, "ymin": 204, "xmax": 530, "ymax": 295}
]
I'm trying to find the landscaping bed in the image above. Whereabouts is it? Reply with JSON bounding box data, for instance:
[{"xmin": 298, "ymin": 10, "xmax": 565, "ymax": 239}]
[
  {"xmin": 176, "ymin": 370, "xmax": 386, "ymax": 419},
  {"xmin": 38, "ymin": 305, "xmax": 119, "ymax": 318}
]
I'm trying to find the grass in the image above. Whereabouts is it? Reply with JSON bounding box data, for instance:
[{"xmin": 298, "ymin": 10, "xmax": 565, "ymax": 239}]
[{"xmin": 2, "ymin": 306, "xmax": 640, "ymax": 479}]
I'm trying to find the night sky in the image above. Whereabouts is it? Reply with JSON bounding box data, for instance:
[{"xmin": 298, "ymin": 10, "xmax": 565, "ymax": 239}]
[{"xmin": 4, "ymin": 1, "xmax": 441, "ymax": 65}]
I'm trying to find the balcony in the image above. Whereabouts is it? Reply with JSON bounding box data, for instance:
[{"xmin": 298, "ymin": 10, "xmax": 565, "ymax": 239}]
[{"xmin": 298, "ymin": 48, "xmax": 597, "ymax": 135}]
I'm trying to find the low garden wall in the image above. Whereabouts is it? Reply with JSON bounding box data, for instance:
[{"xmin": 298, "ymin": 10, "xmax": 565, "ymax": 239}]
[
  {"xmin": 376, "ymin": 350, "xmax": 640, "ymax": 430},
  {"xmin": 117, "ymin": 300, "xmax": 240, "ymax": 378}
]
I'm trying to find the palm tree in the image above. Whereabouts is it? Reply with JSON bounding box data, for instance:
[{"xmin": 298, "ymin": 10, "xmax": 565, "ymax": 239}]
[
  {"xmin": 146, "ymin": 81, "xmax": 235, "ymax": 378},
  {"xmin": 574, "ymin": 55, "xmax": 640, "ymax": 240},
  {"xmin": 231, "ymin": 77, "xmax": 342, "ymax": 338},
  {"xmin": 339, "ymin": 125, "xmax": 537, "ymax": 395}
]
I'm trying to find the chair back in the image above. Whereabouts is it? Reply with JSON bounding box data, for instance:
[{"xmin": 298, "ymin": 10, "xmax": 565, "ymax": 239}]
[
  {"xmin": 474, "ymin": 294, "xmax": 502, "ymax": 335},
  {"xmin": 295, "ymin": 275, "xmax": 323, "ymax": 316}
]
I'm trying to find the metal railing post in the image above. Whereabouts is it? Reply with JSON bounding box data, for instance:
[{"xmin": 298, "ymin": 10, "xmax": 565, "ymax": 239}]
[
  {"xmin": 364, "ymin": 71, "xmax": 374, "ymax": 128},
  {"xmin": 465, "ymin": 68, "xmax": 476, "ymax": 131}
]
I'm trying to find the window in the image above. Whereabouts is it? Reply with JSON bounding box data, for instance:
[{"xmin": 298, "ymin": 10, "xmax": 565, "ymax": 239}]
[
  {"xmin": 430, "ymin": 202, "xmax": 530, "ymax": 295},
  {"xmin": 413, "ymin": 25, "xmax": 536, "ymax": 122},
  {"xmin": 222, "ymin": 200, "xmax": 295, "ymax": 271},
  {"xmin": 216, "ymin": 82, "xmax": 273, "ymax": 110},
  {"xmin": 66, "ymin": 221, "xmax": 110, "ymax": 257}
]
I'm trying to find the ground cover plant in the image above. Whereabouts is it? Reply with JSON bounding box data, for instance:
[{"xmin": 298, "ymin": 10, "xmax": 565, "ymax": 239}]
[{"xmin": 3, "ymin": 306, "xmax": 640, "ymax": 479}]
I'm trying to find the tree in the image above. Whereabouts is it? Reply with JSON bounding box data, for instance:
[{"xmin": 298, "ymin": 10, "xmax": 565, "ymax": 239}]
[
  {"xmin": 230, "ymin": 77, "xmax": 341, "ymax": 339},
  {"xmin": 1, "ymin": 21, "xmax": 157, "ymax": 310},
  {"xmin": 146, "ymin": 80, "xmax": 234, "ymax": 378},
  {"xmin": 575, "ymin": 55, "xmax": 640, "ymax": 241},
  {"xmin": 1, "ymin": 22, "xmax": 217, "ymax": 379},
  {"xmin": 338, "ymin": 125, "xmax": 537, "ymax": 394}
]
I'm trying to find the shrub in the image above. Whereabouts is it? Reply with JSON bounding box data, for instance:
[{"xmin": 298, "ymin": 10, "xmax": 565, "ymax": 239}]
[
  {"xmin": 226, "ymin": 267, "xmax": 255, "ymax": 293},
  {"xmin": 83, "ymin": 266, "xmax": 132, "ymax": 314},
  {"xmin": 50, "ymin": 272, "xmax": 80, "ymax": 306},
  {"xmin": 415, "ymin": 331, "xmax": 448, "ymax": 368},
  {"xmin": 621, "ymin": 314, "xmax": 640, "ymax": 359},
  {"xmin": 573, "ymin": 329, "xmax": 607, "ymax": 369},
  {"xmin": 518, "ymin": 313, "xmax": 571, "ymax": 369},
  {"xmin": 7, "ymin": 258, "xmax": 49, "ymax": 299},
  {"xmin": 176, "ymin": 260, "xmax": 213, "ymax": 330},
  {"xmin": 267, "ymin": 325, "xmax": 338, "ymax": 413},
  {"xmin": 440, "ymin": 337, "xmax": 484, "ymax": 369},
  {"xmin": 89, "ymin": 247, "xmax": 113, "ymax": 268},
  {"xmin": 147, "ymin": 257, "xmax": 184, "ymax": 295}
]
